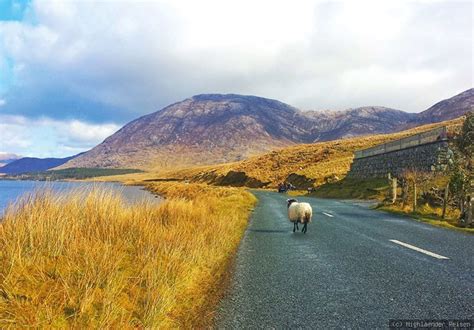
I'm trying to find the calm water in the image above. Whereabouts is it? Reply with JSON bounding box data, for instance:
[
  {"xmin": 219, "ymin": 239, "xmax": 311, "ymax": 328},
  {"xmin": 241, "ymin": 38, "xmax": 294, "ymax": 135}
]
[{"xmin": 0, "ymin": 180, "xmax": 160, "ymax": 214}]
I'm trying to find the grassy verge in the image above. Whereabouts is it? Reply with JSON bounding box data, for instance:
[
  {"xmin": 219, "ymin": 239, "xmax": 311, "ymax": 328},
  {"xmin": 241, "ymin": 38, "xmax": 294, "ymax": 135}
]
[
  {"xmin": 378, "ymin": 204, "xmax": 473, "ymax": 234},
  {"xmin": 310, "ymin": 178, "xmax": 473, "ymax": 233},
  {"xmin": 0, "ymin": 182, "xmax": 256, "ymax": 327},
  {"xmin": 310, "ymin": 178, "xmax": 389, "ymax": 200}
]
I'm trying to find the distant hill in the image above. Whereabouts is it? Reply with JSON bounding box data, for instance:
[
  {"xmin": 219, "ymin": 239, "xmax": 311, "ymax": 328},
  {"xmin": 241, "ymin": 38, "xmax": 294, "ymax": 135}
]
[
  {"xmin": 0, "ymin": 153, "xmax": 21, "ymax": 168},
  {"xmin": 0, "ymin": 154, "xmax": 81, "ymax": 174},
  {"xmin": 59, "ymin": 89, "xmax": 473, "ymax": 170}
]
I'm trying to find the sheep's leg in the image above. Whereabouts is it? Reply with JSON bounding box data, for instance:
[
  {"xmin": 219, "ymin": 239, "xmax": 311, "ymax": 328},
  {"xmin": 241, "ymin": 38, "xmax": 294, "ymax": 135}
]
[
  {"xmin": 296, "ymin": 222, "xmax": 299, "ymax": 231},
  {"xmin": 302, "ymin": 223, "xmax": 307, "ymax": 234},
  {"xmin": 293, "ymin": 222, "xmax": 296, "ymax": 233}
]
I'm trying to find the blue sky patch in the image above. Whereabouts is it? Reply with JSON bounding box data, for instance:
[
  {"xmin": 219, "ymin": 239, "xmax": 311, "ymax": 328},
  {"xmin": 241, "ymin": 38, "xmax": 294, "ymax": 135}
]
[{"xmin": 0, "ymin": 0, "xmax": 31, "ymax": 21}]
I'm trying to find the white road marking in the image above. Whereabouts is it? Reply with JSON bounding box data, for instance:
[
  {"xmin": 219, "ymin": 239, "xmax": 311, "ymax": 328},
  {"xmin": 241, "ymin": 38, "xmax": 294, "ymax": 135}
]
[
  {"xmin": 322, "ymin": 212, "xmax": 334, "ymax": 217},
  {"xmin": 389, "ymin": 239, "xmax": 449, "ymax": 260}
]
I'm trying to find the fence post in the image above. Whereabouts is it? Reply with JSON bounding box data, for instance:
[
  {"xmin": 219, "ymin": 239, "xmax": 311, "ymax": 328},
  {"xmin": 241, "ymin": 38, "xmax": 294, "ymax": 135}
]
[
  {"xmin": 413, "ymin": 181, "xmax": 417, "ymax": 212},
  {"xmin": 442, "ymin": 183, "xmax": 449, "ymax": 220},
  {"xmin": 392, "ymin": 177, "xmax": 397, "ymax": 204}
]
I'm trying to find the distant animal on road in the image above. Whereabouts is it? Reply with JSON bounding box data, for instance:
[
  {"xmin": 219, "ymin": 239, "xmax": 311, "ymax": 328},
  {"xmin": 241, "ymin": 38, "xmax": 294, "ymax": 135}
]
[
  {"xmin": 278, "ymin": 182, "xmax": 296, "ymax": 193},
  {"xmin": 287, "ymin": 198, "xmax": 312, "ymax": 233}
]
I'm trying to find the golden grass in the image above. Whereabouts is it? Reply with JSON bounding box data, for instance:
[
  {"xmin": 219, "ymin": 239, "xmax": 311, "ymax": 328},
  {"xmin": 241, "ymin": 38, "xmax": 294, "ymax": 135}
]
[
  {"xmin": 123, "ymin": 118, "xmax": 462, "ymax": 188},
  {"xmin": 90, "ymin": 118, "xmax": 464, "ymax": 190},
  {"xmin": 378, "ymin": 204, "xmax": 473, "ymax": 234},
  {"xmin": 0, "ymin": 183, "xmax": 256, "ymax": 327},
  {"xmin": 311, "ymin": 178, "xmax": 390, "ymax": 200}
]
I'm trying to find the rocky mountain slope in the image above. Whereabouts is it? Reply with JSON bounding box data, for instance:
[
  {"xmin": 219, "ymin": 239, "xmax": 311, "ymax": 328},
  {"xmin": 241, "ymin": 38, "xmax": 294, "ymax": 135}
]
[
  {"xmin": 306, "ymin": 107, "xmax": 415, "ymax": 141},
  {"xmin": 61, "ymin": 94, "xmax": 317, "ymax": 169},
  {"xmin": 410, "ymin": 88, "xmax": 473, "ymax": 125},
  {"xmin": 60, "ymin": 89, "xmax": 473, "ymax": 170}
]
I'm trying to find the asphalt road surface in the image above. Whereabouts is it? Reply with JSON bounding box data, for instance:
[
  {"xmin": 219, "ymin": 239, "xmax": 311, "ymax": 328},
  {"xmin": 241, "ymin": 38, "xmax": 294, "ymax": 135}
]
[{"xmin": 216, "ymin": 191, "xmax": 473, "ymax": 328}]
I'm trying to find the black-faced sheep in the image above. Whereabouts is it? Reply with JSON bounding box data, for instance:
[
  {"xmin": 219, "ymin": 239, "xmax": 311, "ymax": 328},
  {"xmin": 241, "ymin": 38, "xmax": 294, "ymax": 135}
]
[{"xmin": 287, "ymin": 198, "xmax": 313, "ymax": 233}]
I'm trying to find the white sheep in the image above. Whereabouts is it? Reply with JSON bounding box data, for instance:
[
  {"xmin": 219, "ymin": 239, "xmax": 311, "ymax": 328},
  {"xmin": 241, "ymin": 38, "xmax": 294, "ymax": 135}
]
[{"xmin": 287, "ymin": 198, "xmax": 312, "ymax": 233}]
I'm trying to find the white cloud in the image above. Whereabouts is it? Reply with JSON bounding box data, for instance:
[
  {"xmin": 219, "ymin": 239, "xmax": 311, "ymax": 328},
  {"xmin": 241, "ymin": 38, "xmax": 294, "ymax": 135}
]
[
  {"xmin": 0, "ymin": 116, "xmax": 33, "ymax": 149},
  {"xmin": 64, "ymin": 120, "xmax": 119, "ymax": 143},
  {"xmin": 0, "ymin": 0, "xmax": 471, "ymax": 125},
  {"xmin": 36, "ymin": 118, "xmax": 120, "ymax": 145},
  {"xmin": 0, "ymin": 115, "xmax": 120, "ymax": 157},
  {"xmin": 0, "ymin": 99, "xmax": 6, "ymax": 107},
  {"xmin": 0, "ymin": 151, "xmax": 20, "ymax": 161}
]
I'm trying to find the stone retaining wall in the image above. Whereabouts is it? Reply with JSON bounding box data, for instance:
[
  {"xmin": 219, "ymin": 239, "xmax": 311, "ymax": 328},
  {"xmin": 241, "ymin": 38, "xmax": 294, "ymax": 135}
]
[{"xmin": 347, "ymin": 127, "xmax": 450, "ymax": 178}]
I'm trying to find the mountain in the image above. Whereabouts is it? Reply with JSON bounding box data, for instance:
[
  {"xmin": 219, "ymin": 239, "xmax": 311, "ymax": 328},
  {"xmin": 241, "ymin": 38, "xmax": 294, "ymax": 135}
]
[
  {"xmin": 59, "ymin": 89, "xmax": 473, "ymax": 170},
  {"xmin": 0, "ymin": 153, "xmax": 21, "ymax": 168},
  {"xmin": 0, "ymin": 154, "xmax": 80, "ymax": 175},
  {"xmin": 60, "ymin": 94, "xmax": 319, "ymax": 169},
  {"xmin": 305, "ymin": 106, "xmax": 415, "ymax": 141},
  {"xmin": 409, "ymin": 88, "xmax": 473, "ymax": 126}
]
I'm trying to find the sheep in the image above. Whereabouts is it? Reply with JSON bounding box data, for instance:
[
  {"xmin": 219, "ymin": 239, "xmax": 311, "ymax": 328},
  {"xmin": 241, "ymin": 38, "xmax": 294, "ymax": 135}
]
[{"xmin": 287, "ymin": 198, "xmax": 312, "ymax": 233}]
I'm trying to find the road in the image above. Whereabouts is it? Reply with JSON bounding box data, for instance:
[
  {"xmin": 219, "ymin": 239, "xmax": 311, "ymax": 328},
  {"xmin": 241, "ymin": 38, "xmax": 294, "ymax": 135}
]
[{"xmin": 215, "ymin": 191, "xmax": 473, "ymax": 328}]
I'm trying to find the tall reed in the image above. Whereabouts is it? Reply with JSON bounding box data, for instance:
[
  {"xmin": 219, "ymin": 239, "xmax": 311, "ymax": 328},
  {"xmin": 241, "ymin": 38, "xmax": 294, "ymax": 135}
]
[{"xmin": 0, "ymin": 183, "xmax": 256, "ymax": 327}]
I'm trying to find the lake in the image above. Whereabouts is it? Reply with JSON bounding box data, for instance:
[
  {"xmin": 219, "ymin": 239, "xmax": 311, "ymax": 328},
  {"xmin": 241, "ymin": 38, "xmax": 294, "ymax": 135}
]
[{"xmin": 0, "ymin": 180, "xmax": 160, "ymax": 214}]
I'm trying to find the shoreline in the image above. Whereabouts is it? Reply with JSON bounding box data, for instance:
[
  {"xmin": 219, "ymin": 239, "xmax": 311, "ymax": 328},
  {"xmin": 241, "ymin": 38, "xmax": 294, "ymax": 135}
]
[{"xmin": 0, "ymin": 180, "xmax": 161, "ymax": 214}]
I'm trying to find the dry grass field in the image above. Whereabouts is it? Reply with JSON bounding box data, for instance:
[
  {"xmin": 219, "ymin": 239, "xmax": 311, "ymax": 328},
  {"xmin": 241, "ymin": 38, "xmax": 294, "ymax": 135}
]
[
  {"xmin": 101, "ymin": 118, "xmax": 462, "ymax": 189},
  {"xmin": 0, "ymin": 183, "xmax": 256, "ymax": 328}
]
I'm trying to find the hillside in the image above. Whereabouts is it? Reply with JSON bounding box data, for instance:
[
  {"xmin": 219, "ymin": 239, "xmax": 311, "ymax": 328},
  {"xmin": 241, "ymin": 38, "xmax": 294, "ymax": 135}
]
[
  {"xmin": 59, "ymin": 89, "xmax": 473, "ymax": 170},
  {"xmin": 0, "ymin": 154, "xmax": 80, "ymax": 175},
  {"xmin": 130, "ymin": 118, "xmax": 464, "ymax": 189},
  {"xmin": 410, "ymin": 88, "xmax": 473, "ymax": 125}
]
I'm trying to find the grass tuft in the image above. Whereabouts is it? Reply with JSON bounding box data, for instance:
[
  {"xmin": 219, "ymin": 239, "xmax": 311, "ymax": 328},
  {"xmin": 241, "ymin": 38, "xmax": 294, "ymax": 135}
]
[{"xmin": 0, "ymin": 183, "xmax": 256, "ymax": 327}]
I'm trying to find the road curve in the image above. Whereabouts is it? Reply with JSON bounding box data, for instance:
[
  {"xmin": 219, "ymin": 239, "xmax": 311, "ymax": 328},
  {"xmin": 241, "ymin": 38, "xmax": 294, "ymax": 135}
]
[{"xmin": 215, "ymin": 191, "xmax": 473, "ymax": 328}]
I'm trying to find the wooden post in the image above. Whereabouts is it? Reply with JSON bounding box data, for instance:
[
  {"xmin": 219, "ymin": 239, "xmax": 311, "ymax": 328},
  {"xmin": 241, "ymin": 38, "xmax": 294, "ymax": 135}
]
[
  {"xmin": 442, "ymin": 183, "xmax": 449, "ymax": 220},
  {"xmin": 467, "ymin": 196, "xmax": 473, "ymax": 227},
  {"xmin": 413, "ymin": 182, "xmax": 417, "ymax": 212},
  {"xmin": 401, "ymin": 178, "xmax": 408, "ymax": 207},
  {"xmin": 392, "ymin": 177, "xmax": 397, "ymax": 204}
]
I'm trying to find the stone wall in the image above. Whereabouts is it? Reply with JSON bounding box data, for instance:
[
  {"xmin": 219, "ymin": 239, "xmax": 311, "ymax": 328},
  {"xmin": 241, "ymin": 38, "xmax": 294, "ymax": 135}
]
[{"xmin": 347, "ymin": 127, "xmax": 451, "ymax": 179}]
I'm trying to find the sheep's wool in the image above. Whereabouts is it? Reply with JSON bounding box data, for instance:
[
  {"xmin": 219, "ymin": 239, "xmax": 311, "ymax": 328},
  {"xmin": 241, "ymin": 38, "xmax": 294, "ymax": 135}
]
[{"xmin": 288, "ymin": 202, "xmax": 312, "ymax": 223}]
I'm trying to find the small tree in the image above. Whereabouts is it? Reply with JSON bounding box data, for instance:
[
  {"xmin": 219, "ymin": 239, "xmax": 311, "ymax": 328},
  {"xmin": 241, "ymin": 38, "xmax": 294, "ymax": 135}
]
[
  {"xmin": 450, "ymin": 112, "xmax": 474, "ymax": 226},
  {"xmin": 401, "ymin": 169, "xmax": 432, "ymax": 213}
]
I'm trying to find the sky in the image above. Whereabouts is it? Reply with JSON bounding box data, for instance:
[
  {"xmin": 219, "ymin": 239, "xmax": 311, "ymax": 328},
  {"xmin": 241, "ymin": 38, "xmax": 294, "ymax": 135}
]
[{"xmin": 0, "ymin": 0, "xmax": 472, "ymax": 158}]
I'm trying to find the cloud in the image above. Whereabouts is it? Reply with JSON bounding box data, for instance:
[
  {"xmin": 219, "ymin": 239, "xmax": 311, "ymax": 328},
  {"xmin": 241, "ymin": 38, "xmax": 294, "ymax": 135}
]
[
  {"xmin": 0, "ymin": 114, "xmax": 120, "ymax": 157},
  {"xmin": 61, "ymin": 120, "xmax": 119, "ymax": 144},
  {"xmin": 0, "ymin": 98, "xmax": 5, "ymax": 106},
  {"xmin": 0, "ymin": 151, "xmax": 21, "ymax": 161},
  {"xmin": 0, "ymin": 0, "xmax": 471, "ymax": 127}
]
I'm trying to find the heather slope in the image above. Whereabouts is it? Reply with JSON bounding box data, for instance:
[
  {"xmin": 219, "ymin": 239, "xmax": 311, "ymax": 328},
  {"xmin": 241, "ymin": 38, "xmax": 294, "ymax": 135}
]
[{"xmin": 144, "ymin": 118, "xmax": 464, "ymax": 189}]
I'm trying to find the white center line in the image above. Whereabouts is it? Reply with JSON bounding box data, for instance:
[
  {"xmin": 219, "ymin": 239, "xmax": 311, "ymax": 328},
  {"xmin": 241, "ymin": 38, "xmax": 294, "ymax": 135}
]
[
  {"xmin": 389, "ymin": 239, "xmax": 449, "ymax": 260},
  {"xmin": 322, "ymin": 212, "xmax": 334, "ymax": 217}
]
